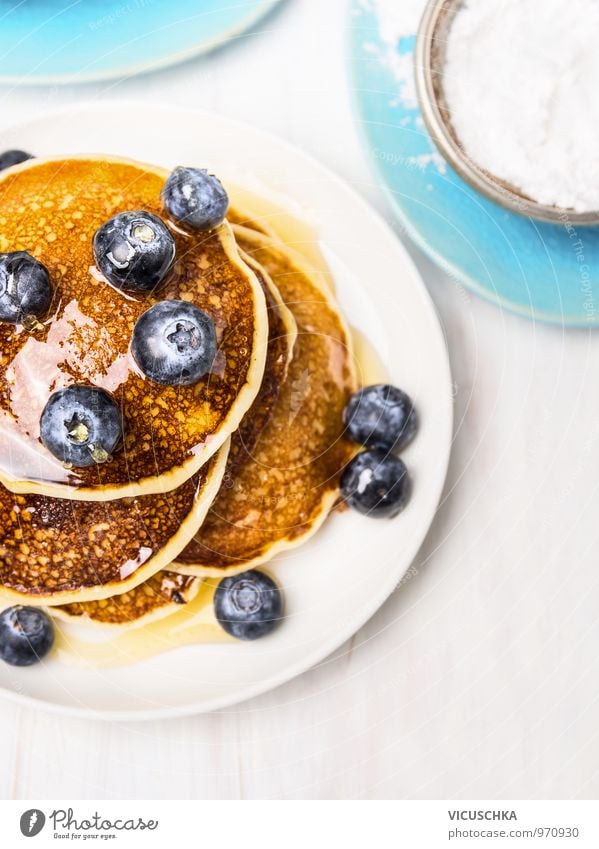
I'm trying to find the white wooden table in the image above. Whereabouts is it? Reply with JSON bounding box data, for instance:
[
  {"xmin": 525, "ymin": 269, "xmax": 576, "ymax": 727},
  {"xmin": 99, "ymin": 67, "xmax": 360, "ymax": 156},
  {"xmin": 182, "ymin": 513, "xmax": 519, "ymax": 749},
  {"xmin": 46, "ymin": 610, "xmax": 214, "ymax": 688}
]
[{"xmin": 1, "ymin": 0, "xmax": 598, "ymax": 800}]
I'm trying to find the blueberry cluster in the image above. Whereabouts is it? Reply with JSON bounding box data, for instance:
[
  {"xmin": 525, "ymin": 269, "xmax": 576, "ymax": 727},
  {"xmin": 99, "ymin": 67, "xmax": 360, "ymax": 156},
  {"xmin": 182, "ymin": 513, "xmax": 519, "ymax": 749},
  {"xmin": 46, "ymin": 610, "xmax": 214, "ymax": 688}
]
[
  {"xmin": 340, "ymin": 383, "xmax": 418, "ymax": 519},
  {"xmin": 89, "ymin": 169, "xmax": 225, "ymax": 391}
]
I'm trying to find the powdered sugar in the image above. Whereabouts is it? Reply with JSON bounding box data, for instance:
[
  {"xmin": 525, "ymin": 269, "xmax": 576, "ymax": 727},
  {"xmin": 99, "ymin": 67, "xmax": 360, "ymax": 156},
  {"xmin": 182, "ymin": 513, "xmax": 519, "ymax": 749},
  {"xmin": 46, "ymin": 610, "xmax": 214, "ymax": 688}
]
[
  {"xmin": 364, "ymin": 0, "xmax": 599, "ymax": 211},
  {"xmin": 443, "ymin": 0, "xmax": 599, "ymax": 212},
  {"xmin": 364, "ymin": 0, "xmax": 427, "ymax": 108},
  {"xmin": 364, "ymin": 0, "xmax": 445, "ymax": 172},
  {"xmin": 369, "ymin": 0, "xmax": 427, "ymax": 42}
]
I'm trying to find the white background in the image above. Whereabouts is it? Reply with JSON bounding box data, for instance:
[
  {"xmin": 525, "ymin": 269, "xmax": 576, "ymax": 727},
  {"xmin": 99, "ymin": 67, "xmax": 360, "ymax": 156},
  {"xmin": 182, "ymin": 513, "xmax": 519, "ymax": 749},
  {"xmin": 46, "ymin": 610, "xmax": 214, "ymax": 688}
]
[{"xmin": 1, "ymin": 0, "xmax": 598, "ymax": 799}]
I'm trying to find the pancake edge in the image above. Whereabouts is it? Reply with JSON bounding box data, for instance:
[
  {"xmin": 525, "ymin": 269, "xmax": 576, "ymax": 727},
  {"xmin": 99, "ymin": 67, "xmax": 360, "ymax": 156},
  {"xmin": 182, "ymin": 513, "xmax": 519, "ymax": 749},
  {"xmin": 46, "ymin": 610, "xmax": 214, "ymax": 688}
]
[
  {"xmin": 0, "ymin": 439, "xmax": 230, "ymax": 607},
  {"xmin": 240, "ymin": 248, "xmax": 298, "ymax": 380},
  {"xmin": 49, "ymin": 575, "xmax": 203, "ymax": 630}
]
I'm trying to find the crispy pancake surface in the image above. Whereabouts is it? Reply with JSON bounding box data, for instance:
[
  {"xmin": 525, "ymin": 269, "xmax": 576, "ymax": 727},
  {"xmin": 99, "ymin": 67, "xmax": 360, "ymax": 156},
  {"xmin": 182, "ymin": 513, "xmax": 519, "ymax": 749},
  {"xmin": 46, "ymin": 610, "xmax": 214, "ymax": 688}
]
[
  {"xmin": 53, "ymin": 570, "xmax": 200, "ymax": 628},
  {"xmin": 176, "ymin": 226, "xmax": 357, "ymax": 575},
  {"xmin": 0, "ymin": 444, "xmax": 228, "ymax": 605},
  {"xmin": 0, "ymin": 157, "xmax": 267, "ymax": 500}
]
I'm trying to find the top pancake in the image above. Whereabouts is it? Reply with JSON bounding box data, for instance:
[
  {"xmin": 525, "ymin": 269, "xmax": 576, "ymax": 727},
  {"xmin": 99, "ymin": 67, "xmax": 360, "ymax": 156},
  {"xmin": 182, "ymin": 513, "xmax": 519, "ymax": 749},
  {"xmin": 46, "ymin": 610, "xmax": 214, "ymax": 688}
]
[{"xmin": 0, "ymin": 156, "xmax": 268, "ymax": 501}]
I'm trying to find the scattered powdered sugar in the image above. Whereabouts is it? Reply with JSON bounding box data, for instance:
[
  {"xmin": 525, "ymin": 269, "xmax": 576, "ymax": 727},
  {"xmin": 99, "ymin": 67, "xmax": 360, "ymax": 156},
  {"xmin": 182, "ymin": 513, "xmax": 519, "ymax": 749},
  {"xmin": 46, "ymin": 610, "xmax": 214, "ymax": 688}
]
[
  {"xmin": 443, "ymin": 0, "xmax": 599, "ymax": 212},
  {"xmin": 369, "ymin": 0, "xmax": 428, "ymax": 43},
  {"xmin": 363, "ymin": 0, "xmax": 446, "ymax": 173},
  {"xmin": 363, "ymin": 0, "xmax": 427, "ymax": 108}
]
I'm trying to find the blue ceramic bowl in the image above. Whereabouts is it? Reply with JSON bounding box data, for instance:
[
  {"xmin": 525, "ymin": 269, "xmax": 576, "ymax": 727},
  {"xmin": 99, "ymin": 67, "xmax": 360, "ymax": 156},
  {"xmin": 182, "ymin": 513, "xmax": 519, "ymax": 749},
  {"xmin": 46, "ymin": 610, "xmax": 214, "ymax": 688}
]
[
  {"xmin": 0, "ymin": 0, "xmax": 282, "ymax": 84},
  {"xmin": 349, "ymin": 0, "xmax": 599, "ymax": 326}
]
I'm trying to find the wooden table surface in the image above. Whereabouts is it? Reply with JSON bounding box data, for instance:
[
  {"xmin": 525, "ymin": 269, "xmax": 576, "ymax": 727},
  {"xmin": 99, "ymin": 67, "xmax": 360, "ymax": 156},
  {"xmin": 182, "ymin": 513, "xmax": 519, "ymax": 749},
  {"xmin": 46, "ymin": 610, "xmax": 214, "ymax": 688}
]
[{"xmin": 1, "ymin": 0, "xmax": 598, "ymax": 800}]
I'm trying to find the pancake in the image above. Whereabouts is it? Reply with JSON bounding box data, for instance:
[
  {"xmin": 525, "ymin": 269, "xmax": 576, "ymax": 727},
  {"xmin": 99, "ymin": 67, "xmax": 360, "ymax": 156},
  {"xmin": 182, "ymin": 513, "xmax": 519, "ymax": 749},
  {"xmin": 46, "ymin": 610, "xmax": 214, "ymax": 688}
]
[
  {"xmin": 0, "ymin": 156, "xmax": 268, "ymax": 501},
  {"xmin": 175, "ymin": 226, "xmax": 357, "ymax": 576},
  {"xmin": 42, "ymin": 251, "xmax": 297, "ymax": 626},
  {"xmin": 0, "ymin": 443, "xmax": 228, "ymax": 606},
  {"xmin": 52, "ymin": 570, "xmax": 201, "ymax": 629}
]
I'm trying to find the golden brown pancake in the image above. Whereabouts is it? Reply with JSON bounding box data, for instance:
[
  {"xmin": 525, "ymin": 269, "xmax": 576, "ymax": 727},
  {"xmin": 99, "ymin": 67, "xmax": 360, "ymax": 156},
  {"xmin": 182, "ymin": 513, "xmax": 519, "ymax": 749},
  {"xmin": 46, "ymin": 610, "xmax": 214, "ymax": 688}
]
[
  {"xmin": 0, "ymin": 156, "xmax": 267, "ymax": 501},
  {"xmin": 44, "ymin": 248, "xmax": 296, "ymax": 625},
  {"xmin": 53, "ymin": 570, "xmax": 201, "ymax": 628},
  {"xmin": 42, "ymin": 250, "xmax": 296, "ymax": 626},
  {"xmin": 176, "ymin": 226, "xmax": 357, "ymax": 575},
  {"xmin": 0, "ymin": 443, "xmax": 228, "ymax": 605}
]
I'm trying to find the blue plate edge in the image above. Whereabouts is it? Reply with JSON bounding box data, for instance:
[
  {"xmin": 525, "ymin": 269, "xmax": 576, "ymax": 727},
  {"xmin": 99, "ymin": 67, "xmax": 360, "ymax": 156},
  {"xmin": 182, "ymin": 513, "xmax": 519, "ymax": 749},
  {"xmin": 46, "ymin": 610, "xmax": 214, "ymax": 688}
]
[{"xmin": 0, "ymin": 0, "xmax": 285, "ymax": 86}]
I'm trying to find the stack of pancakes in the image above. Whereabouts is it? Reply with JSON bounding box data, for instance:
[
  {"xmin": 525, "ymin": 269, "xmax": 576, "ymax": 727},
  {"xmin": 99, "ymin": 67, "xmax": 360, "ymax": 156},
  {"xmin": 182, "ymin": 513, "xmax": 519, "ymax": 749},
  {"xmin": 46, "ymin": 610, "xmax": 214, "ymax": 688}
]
[{"xmin": 0, "ymin": 157, "xmax": 356, "ymax": 637}]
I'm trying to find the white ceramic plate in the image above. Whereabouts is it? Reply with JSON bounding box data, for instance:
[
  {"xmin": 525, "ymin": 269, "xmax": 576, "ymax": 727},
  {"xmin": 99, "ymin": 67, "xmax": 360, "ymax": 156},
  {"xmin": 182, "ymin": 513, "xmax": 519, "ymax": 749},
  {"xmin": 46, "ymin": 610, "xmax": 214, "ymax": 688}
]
[{"xmin": 0, "ymin": 104, "xmax": 452, "ymax": 720}]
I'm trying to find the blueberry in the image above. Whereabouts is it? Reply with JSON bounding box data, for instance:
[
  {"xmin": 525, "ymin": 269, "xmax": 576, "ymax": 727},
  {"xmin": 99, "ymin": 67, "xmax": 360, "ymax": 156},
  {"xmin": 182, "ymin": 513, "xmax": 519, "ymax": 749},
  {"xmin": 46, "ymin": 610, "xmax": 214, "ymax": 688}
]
[
  {"xmin": 214, "ymin": 570, "xmax": 283, "ymax": 640},
  {"xmin": 0, "ymin": 606, "xmax": 54, "ymax": 666},
  {"xmin": 343, "ymin": 384, "xmax": 417, "ymax": 452},
  {"xmin": 131, "ymin": 300, "xmax": 217, "ymax": 386},
  {"xmin": 0, "ymin": 251, "xmax": 52, "ymax": 324},
  {"xmin": 162, "ymin": 166, "xmax": 229, "ymax": 231},
  {"xmin": 93, "ymin": 210, "xmax": 175, "ymax": 293},
  {"xmin": 0, "ymin": 150, "xmax": 33, "ymax": 172},
  {"xmin": 340, "ymin": 448, "xmax": 411, "ymax": 518},
  {"xmin": 40, "ymin": 385, "xmax": 123, "ymax": 468}
]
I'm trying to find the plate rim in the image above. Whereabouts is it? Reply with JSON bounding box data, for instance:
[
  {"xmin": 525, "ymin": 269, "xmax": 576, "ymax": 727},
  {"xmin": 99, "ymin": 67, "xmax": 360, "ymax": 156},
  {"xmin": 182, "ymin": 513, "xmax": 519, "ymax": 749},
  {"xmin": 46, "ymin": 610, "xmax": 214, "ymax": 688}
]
[
  {"xmin": 347, "ymin": 1, "xmax": 592, "ymax": 329},
  {"xmin": 0, "ymin": 101, "xmax": 453, "ymax": 720},
  {"xmin": 0, "ymin": 0, "xmax": 284, "ymax": 86}
]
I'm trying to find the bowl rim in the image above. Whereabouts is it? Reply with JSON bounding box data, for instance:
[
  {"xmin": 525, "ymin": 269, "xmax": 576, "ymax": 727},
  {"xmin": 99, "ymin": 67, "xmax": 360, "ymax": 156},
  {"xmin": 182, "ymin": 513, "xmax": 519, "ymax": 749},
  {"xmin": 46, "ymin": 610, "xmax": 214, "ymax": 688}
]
[{"xmin": 414, "ymin": 0, "xmax": 599, "ymax": 226}]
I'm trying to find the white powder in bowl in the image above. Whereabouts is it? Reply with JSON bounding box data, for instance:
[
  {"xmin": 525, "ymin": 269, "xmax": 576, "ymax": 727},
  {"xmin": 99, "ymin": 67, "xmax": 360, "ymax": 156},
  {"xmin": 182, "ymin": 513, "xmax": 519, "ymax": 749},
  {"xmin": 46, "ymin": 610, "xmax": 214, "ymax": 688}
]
[{"xmin": 443, "ymin": 0, "xmax": 599, "ymax": 212}]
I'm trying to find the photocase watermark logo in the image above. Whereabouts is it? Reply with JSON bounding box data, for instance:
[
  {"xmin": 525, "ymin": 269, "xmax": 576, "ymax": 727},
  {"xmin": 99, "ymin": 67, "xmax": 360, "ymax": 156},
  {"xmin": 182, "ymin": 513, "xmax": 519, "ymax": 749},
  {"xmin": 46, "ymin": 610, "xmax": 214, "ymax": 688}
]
[
  {"xmin": 19, "ymin": 809, "xmax": 45, "ymax": 837},
  {"xmin": 18, "ymin": 806, "xmax": 158, "ymax": 838}
]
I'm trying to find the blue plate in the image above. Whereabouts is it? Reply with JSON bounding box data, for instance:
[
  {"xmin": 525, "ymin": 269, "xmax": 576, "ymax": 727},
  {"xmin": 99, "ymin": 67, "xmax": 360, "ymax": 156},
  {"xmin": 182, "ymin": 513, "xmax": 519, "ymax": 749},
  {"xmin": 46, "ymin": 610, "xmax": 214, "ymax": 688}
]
[
  {"xmin": 0, "ymin": 0, "xmax": 282, "ymax": 84},
  {"xmin": 349, "ymin": 1, "xmax": 599, "ymax": 326}
]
